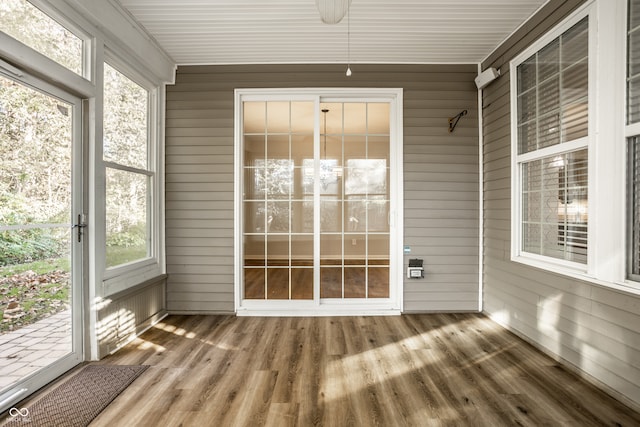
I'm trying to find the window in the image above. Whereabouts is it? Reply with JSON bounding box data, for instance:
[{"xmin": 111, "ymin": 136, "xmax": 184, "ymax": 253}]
[
  {"xmin": 628, "ymin": 0, "xmax": 640, "ymax": 281},
  {"xmin": 103, "ymin": 62, "xmax": 152, "ymax": 269},
  {"xmin": 512, "ymin": 15, "xmax": 589, "ymax": 268},
  {"xmin": 0, "ymin": 0, "xmax": 84, "ymax": 76}
]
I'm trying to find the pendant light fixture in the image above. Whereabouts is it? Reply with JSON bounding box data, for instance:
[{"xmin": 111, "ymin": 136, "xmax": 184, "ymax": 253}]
[
  {"xmin": 316, "ymin": 0, "xmax": 354, "ymax": 77},
  {"xmin": 315, "ymin": 0, "xmax": 352, "ymax": 24}
]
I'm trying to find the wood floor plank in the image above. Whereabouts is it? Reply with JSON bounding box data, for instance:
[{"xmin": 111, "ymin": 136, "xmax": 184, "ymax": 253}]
[{"xmin": 11, "ymin": 313, "xmax": 639, "ymax": 427}]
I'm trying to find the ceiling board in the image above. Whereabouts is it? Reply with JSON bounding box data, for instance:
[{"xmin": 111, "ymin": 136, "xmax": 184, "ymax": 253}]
[{"xmin": 118, "ymin": 0, "xmax": 549, "ymax": 65}]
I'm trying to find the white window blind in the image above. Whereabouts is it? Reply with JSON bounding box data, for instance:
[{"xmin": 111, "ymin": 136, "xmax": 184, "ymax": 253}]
[
  {"xmin": 515, "ymin": 16, "xmax": 589, "ymax": 266},
  {"xmin": 628, "ymin": 0, "xmax": 640, "ymax": 281}
]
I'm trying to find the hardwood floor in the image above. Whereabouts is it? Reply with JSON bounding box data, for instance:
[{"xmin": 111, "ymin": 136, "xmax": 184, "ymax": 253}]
[{"xmin": 20, "ymin": 314, "xmax": 640, "ymax": 426}]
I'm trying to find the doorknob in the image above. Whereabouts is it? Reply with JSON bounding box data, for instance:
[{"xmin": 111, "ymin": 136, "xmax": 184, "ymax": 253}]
[{"xmin": 72, "ymin": 213, "xmax": 87, "ymax": 243}]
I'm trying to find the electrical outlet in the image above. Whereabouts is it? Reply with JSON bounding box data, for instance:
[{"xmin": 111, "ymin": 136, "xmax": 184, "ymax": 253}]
[{"xmin": 351, "ymin": 238, "xmax": 357, "ymax": 246}]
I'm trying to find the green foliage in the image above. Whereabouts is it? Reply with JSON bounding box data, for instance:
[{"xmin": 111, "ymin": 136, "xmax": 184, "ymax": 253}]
[
  {"xmin": 106, "ymin": 222, "xmax": 146, "ymax": 248},
  {"xmin": 0, "ymin": 229, "xmax": 66, "ymax": 266},
  {"xmin": 0, "ymin": 192, "xmax": 67, "ymax": 266},
  {"xmin": 0, "ymin": 258, "xmax": 70, "ymax": 277}
]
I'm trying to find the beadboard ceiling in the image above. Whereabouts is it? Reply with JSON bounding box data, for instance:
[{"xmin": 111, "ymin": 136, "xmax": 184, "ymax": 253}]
[{"xmin": 118, "ymin": 0, "xmax": 549, "ymax": 65}]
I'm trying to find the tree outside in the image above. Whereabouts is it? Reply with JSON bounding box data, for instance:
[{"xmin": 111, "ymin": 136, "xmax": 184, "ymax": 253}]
[{"xmin": 1, "ymin": 0, "xmax": 150, "ymax": 331}]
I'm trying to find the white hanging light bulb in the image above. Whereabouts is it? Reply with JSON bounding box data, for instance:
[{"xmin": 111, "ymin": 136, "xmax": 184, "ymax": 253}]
[{"xmin": 315, "ymin": 0, "xmax": 352, "ymax": 25}]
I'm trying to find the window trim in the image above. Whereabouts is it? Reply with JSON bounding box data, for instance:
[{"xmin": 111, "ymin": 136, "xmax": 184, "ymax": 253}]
[
  {"xmin": 508, "ymin": 0, "xmax": 640, "ymax": 293},
  {"xmin": 100, "ymin": 54, "xmax": 162, "ymax": 296},
  {"xmin": 510, "ymin": 5, "xmax": 594, "ymax": 275},
  {"xmin": 627, "ymin": 137, "xmax": 640, "ymax": 282}
]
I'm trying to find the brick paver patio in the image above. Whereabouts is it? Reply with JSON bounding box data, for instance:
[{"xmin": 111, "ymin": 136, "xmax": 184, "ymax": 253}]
[{"xmin": 0, "ymin": 310, "xmax": 72, "ymax": 389}]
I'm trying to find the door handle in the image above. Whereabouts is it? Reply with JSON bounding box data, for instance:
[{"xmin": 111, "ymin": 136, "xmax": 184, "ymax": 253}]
[{"xmin": 72, "ymin": 214, "xmax": 87, "ymax": 242}]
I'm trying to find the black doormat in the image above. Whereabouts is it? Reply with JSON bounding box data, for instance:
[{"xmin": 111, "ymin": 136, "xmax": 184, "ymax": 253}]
[{"xmin": 3, "ymin": 364, "xmax": 148, "ymax": 427}]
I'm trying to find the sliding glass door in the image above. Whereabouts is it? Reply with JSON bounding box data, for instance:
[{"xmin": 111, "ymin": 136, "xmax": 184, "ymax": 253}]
[
  {"xmin": 237, "ymin": 90, "xmax": 402, "ymax": 314},
  {"xmin": 243, "ymin": 101, "xmax": 315, "ymax": 300}
]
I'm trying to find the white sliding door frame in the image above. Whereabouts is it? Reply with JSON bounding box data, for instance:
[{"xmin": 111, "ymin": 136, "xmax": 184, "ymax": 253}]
[{"xmin": 234, "ymin": 88, "xmax": 403, "ymax": 316}]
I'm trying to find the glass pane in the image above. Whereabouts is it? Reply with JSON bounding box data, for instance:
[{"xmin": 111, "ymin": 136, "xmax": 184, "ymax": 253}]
[
  {"xmin": 368, "ymin": 234, "xmax": 389, "ymax": 260},
  {"xmin": 368, "ymin": 103, "xmax": 390, "ymax": 134},
  {"xmin": 245, "ymin": 166, "xmax": 266, "ymax": 200},
  {"xmin": 266, "ymin": 235, "xmax": 288, "ymax": 266},
  {"xmin": 344, "ymin": 234, "xmax": 366, "ymax": 264},
  {"xmin": 319, "ymin": 159, "xmax": 343, "ymax": 197},
  {"xmin": 518, "ymin": 17, "xmax": 588, "ymax": 153},
  {"xmin": 518, "ymin": 121, "xmax": 537, "ymax": 154},
  {"xmin": 517, "ymin": 90, "xmax": 537, "ymax": 125},
  {"xmin": 291, "ymin": 235, "xmax": 313, "ymax": 266},
  {"xmin": 561, "ymin": 18, "xmax": 589, "ymax": 67},
  {"xmin": 244, "ymin": 135, "xmax": 265, "ymax": 166},
  {"xmin": 538, "ymin": 39, "xmax": 559, "ymax": 82},
  {"xmin": 344, "ymin": 103, "xmax": 366, "ymax": 134},
  {"xmin": 291, "ymin": 134, "xmax": 313, "ymax": 159},
  {"xmin": 630, "ymin": 0, "xmax": 640, "ymax": 124},
  {"xmin": 369, "ymin": 199, "xmax": 390, "ymax": 232},
  {"xmin": 267, "ymin": 201, "xmax": 289, "ymax": 233},
  {"xmin": 0, "ymin": 0, "xmax": 83, "ymax": 75},
  {"xmin": 0, "ymin": 76, "xmax": 74, "ymax": 380},
  {"xmin": 538, "ymin": 77, "xmax": 560, "ymax": 115},
  {"xmin": 518, "ymin": 55, "xmax": 537, "ymax": 93},
  {"xmin": 244, "ymin": 235, "xmax": 265, "ymax": 266},
  {"xmin": 563, "ymin": 60, "xmax": 588, "ymax": 104},
  {"xmin": 369, "ymin": 136, "xmax": 390, "ymax": 161},
  {"xmin": 320, "ymin": 199, "xmax": 342, "ymax": 232},
  {"xmin": 521, "ymin": 149, "xmax": 588, "ymax": 264},
  {"xmin": 344, "ymin": 136, "xmax": 366, "ymax": 164},
  {"xmin": 345, "ymin": 201, "xmax": 366, "ymax": 232},
  {"xmin": 320, "ymin": 267, "xmax": 342, "ymax": 298},
  {"xmin": 562, "ymin": 102, "xmax": 588, "ymax": 141},
  {"xmin": 103, "ymin": 63, "xmax": 148, "ymax": 170},
  {"xmin": 628, "ymin": 76, "xmax": 640, "ymax": 124},
  {"xmin": 266, "ymin": 135, "xmax": 289, "ymax": 159},
  {"xmin": 629, "ymin": 137, "xmax": 640, "ymax": 278},
  {"xmin": 291, "ymin": 200, "xmax": 313, "ymax": 234},
  {"xmin": 344, "ymin": 267, "xmax": 366, "ymax": 298},
  {"xmin": 322, "ymin": 103, "xmax": 343, "ymax": 134},
  {"xmin": 291, "ymin": 102, "xmax": 314, "ymax": 134},
  {"xmin": 266, "ymin": 160, "xmax": 292, "ymax": 199},
  {"xmin": 266, "ymin": 102, "xmax": 289, "ymax": 133},
  {"xmin": 537, "ymin": 112, "xmax": 561, "ymax": 149},
  {"xmin": 631, "ymin": 0, "xmax": 640, "ymax": 33},
  {"xmin": 105, "ymin": 169, "xmax": 149, "ymax": 268},
  {"xmin": 244, "ymin": 268, "xmax": 265, "ymax": 299},
  {"xmin": 267, "ymin": 268, "xmax": 289, "ymax": 299},
  {"xmin": 0, "ymin": 76, "xmax": 72, "ymax": 226},
  {"xmin": 291, "ymin": 268, "xmax": 313, "ymax": 299},
  {"xmin": 244, "ymin": 201, "xmax": 265, "ymax": 233},
  {"xmin": 631, "ymin": 33, "xmax": 640, "ymax": 86},
  {"xmin": 320, "ymin": 234, "xmax": 342, "ymax": 265},
  {"xmin": 244, "ymin": 102, "xmax": 265, "ymax": 133},
  {"xmin": 368, "ymin": 267, "xmax": 389, "ymax": 298}
]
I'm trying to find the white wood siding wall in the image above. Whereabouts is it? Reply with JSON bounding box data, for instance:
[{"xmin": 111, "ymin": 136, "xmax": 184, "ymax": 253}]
[
  {"xmin": 97, "ymin": 278, "xmax": 166, "ymax": 357},
  {"xmin": 165, "ymin": 64, "xmax": 479, "ymax": 313},
  {"xmin": 481, "ymin": 0, "xmax": 640, "ymax": 409}
]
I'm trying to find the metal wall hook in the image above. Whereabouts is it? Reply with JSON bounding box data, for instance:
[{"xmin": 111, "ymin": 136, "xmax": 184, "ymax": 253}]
[{"xmin": 448, "ymin": 110, "xmax": 468, "ymax": 133}]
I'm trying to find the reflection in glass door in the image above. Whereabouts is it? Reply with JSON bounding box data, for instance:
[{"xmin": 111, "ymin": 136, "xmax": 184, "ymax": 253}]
[
  {"xmin": 319, "ymin": 102, "xmax": 390, "ymax": 299},
  {"xmin": 0, "ymin": 73, "xmax": 83, "ymax": 410},
  {"xmin": 243, "ymin": 101, "xmax": 315, "ymax": 300},
  {"xmin": 239, "ymin": 93, "xmax": 399, "ymax": 312}
]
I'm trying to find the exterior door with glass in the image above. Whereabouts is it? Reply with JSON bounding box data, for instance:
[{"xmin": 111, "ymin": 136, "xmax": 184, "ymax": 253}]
[{"xmin": 0, "ymin": 71, "xmax": 83, "ymax": 412}]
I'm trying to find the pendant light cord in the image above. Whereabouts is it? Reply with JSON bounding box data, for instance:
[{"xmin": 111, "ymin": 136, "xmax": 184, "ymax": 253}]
[{"xmin": 346, "ymin": 5, "xmax": 352, "ymax": 76}]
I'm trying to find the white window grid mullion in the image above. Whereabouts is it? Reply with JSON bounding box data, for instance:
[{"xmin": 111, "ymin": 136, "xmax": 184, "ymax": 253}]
[
  {"xmin": 516, "ymin": 138, "xmax": 588, "ymax": 164},
  {"xmin": 103, "ymin": 161, "xmax": 153, "ymax": 176}
]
